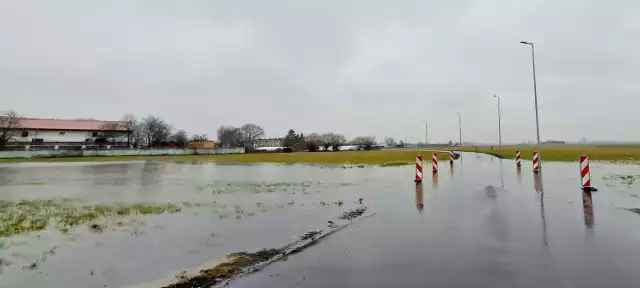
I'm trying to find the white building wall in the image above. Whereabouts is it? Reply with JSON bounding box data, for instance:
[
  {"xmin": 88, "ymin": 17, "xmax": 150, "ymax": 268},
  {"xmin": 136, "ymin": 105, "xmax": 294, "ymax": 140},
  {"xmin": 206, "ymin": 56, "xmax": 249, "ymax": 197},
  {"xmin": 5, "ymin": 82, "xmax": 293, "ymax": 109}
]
[
  {"xmin": 254, "ymin": 138, "xmax": 283, "ymax": 148},
  {"xmin": 11, "ymin": 130, "xmax": 127, "ymax": 143}
]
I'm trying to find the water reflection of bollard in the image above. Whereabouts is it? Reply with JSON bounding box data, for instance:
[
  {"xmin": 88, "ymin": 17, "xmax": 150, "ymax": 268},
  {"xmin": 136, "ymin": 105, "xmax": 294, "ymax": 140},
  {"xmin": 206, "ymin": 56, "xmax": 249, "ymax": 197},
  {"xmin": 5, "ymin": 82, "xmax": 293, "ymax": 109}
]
[
  {"xmin": 415, "ymin": 183, "xmax": 424, "ymax": 215},
  {"xmin": 540, "ymin": 192, "xmax": 548, "ymax": 247},
  {"xmin": 499, "ymin": 159, "xmax": 504, "ymax": 188},
  {"xmin": 449, "ymin": 162, "xmax": 454, "ymax": 179},
  {"xmin": 533, "ymin": 172, "xmax": 543, "ymax": 193},
  {"xmin": 432, "ymin": 153, "xmax": 438, "ymax": 173},
  {"xmin": 516, "ymin": 166, "xmax": 522, "ymax": 184},
  {"xmin": 432, "ymin": 172, "xmax": 439, "ymax": 191},
  {"xmin": 582, "ymin": 190, "xmax": 595, "ymax": 229},
  {"xmin": 415, "ymin": 155, "xmax": 424, "ymax": 183}
]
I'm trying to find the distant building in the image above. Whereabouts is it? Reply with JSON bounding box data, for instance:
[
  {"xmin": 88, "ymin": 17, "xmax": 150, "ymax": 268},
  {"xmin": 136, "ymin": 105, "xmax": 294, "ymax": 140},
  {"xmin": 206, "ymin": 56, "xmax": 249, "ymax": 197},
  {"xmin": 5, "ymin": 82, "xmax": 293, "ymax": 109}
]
[
  {"xmin": 7, "ymin": 117, "xmax": 127, "ymax": 146},
  {"xmin": 188, "ymin": 140, "xmax": 216, "ymax": 149},
  {"xmin": 254, "ymin": 138, "xmax": 283, "ymax": 148}
]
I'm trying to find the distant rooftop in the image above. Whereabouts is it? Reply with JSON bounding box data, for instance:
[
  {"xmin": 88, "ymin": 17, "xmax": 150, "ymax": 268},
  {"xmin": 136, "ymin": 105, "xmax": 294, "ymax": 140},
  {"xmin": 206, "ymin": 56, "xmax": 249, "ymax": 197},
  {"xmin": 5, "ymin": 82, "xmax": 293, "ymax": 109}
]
[{"xmin": 12, "ymin": 117, "xmax": 126, "ymax": 131}]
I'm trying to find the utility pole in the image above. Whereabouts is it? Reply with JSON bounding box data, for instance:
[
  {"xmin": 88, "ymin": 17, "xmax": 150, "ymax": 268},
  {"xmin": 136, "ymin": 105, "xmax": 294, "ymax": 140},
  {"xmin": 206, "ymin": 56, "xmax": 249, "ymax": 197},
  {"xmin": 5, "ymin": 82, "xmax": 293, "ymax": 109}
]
[
  {"xmin": 456, "ymin": 112, "xmax": 462, "ymax": 146},
  {"xmin": 424, "ymin": 121, "xmax": 428, "ymax": 145},
  {"xmin": 493, "ymin": 95, "xmax": 502, "ymax": 147},
  {"xmin": 404, "ymin": 131, "xmax": 407, "ymax": 148}
]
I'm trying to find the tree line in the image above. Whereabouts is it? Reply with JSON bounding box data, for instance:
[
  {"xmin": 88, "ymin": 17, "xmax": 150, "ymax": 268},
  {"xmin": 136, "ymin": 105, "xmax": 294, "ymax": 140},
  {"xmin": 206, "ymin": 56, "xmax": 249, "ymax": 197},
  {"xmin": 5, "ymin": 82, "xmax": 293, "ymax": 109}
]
[
  {"xmin": 279, "ymin": 129, "xmax": 377, "ymax": 152},
  {"xmin": 95, "ymin": 114, "xmax": 205, "ymax": 148},
  {"xmin": 215, "ymin": 124, "xmax": 265, "ymax": 148},
  {"xmin": 213, "ymin": 125, "xmax": 380, "ymax": 152},
  {"xmin": 1, "ymin": 110, "xmax": 383, "ymax": 151}
]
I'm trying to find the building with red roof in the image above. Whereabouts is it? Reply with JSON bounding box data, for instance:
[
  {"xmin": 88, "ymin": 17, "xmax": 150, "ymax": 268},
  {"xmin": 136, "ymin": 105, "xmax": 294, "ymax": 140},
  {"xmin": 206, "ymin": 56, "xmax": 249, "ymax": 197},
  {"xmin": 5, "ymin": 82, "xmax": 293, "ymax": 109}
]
[{"xmin": 7, "ymin": 117, "xmax": 128, "ymax": 146}]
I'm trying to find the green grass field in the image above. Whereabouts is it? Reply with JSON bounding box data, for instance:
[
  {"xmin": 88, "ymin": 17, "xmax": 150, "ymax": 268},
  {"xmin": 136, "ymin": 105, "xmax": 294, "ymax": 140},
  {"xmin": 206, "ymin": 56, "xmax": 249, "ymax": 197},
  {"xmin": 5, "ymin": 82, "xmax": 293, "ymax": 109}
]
[
  {"xmin": 445, "ymin": 145, "xmax": 640, "ymax": 162},
  {"xmin": 2, "ymin": 146, "xmax": 638, "ymax": 164},
  {"xmin": 0, "ymin": 150, "xmax": 451, "ymax": 165}
]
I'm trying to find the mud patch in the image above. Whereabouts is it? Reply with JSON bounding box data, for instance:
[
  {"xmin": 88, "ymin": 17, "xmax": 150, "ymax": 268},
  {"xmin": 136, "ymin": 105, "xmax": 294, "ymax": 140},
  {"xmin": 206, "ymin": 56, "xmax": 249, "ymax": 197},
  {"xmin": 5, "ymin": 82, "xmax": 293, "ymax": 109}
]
[{"xmin": 300, "ymin": 230, "xmax": 322, "ymax": 241}]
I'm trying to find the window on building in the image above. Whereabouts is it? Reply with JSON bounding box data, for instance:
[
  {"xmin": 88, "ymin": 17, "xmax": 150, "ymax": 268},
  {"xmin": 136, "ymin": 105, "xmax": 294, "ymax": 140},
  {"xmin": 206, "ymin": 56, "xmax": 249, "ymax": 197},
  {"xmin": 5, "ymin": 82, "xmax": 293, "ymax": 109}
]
[
  {"xmin": 92, "ymin": 132, "xmax": 99, "ymax": 137},
  {"xmin": 21, "ymin": 130, "xmax": 28, "ymax": 137},
  {"xmin": 59, "ymin": 131, "xmax": 66, "ymax": 135}
]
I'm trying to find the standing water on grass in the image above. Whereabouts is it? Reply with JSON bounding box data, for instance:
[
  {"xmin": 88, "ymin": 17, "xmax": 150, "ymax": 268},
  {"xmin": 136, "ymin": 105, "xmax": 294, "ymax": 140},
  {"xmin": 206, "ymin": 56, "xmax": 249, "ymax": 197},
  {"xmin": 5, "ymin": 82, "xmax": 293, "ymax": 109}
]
[
  {"xmin": 1, "ymin": 155, "xmax": 640, "ymax": 287},
  {"xmin": 0, "ymin": 161, "xmax": 402, "ymax": 288}
]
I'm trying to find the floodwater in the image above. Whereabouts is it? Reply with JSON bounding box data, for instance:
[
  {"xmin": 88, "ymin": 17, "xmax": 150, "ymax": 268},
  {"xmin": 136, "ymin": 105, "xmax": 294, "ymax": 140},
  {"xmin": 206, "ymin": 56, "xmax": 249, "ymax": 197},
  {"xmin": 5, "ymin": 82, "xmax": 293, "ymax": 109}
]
[
  {"xmin": 1, "ymin": 154, "xmax": 640, "ymax": 287},
  {"xmin": 229, "ymin": 155, "xmax": 640, "ymax": 288}
]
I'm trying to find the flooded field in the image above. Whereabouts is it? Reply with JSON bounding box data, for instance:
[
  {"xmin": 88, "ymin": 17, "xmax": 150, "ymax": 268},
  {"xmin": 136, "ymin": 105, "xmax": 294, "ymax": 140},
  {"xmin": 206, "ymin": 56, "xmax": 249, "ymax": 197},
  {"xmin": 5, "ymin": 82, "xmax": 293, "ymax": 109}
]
[{"xmin": 1, "ymin": 154, "xmax": 640, "ymax": 287}]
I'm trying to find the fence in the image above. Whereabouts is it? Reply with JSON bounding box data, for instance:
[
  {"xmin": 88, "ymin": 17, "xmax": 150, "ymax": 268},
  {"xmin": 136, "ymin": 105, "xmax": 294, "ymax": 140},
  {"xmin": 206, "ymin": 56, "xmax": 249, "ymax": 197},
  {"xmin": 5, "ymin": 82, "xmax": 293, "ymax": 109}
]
[{"xmin": 0, "ymin": 148, "xmax": 245, "ymax": 159}]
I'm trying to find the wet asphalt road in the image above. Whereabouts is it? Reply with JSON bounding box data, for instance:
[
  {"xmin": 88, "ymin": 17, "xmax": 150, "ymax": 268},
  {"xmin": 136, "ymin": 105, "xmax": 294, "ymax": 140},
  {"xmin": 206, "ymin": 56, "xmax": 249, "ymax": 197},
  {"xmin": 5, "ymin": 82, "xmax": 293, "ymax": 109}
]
[{"xmin": 231, "ymin": 156, "xmax": 640, "ymax": 288}]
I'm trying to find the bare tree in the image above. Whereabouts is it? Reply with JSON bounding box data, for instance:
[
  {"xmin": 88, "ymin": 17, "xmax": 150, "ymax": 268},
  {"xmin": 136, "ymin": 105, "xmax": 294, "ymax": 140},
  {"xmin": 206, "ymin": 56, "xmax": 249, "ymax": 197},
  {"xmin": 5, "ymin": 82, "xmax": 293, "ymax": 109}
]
[
  {"xmin": 98, "ymin": 122, "xmax": 123, "ymax": 146},
  {"xmin": 140, "ymin": 115, "xmax": 172, "ymax": 148},
  {"xmin": 351, "ymin": 136, "xmax": 376, "ymax": 150},
  {"xmin": 305, "ymin": 133, "xmax": 324, "ymax": 151},
  {"xmin": 0, "ymin": 111, "xmax": 21, "ymax": 148},
  {"xmin": 384, "ymin": 137, "xmax": 396, "ymax": 148},
  {"xmin": 130, "ymin": 124, "xmax": 144, "ymax": 148},
  {"xmin": 191, "ymin": 134, "xmax": 209, "ymax": 141},
  {"xmin": 239, "ymin": 123, "xmax": 265, "ymax": 148},
  {"xmin": 322, "ymin": 133, "xmax": 346, "ymax": 151},
  {"xmin": 171, "ymin": 130, "xmax": 189, "ymax": 147},
  {"xmin": 217, "ymin": 126, "xmax": 242, "ymax": 148},
  {"xmin": 121, "ymin": 113, "xmax": 137, "ymax": 148}
]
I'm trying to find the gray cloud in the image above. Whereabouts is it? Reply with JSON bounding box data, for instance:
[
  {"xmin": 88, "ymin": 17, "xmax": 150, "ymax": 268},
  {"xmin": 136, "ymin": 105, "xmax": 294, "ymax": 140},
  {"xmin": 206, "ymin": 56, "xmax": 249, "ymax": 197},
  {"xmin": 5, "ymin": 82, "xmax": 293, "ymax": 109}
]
[{"xmin": 1, "ymin": 0, "xmax": 639, "ymax": 143}]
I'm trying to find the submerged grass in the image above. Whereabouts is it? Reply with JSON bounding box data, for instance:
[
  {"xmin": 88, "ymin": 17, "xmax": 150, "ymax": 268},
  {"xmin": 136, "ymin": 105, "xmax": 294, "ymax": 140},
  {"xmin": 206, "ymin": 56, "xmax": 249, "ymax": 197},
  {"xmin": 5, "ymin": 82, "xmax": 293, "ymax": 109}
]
[
  {"xmin": 0, "ymin": 200, "xmax": 182, "ymax": 237},
  {"xmin": 200, "ymin": 180, "xmax": 352, "ymax": 195},
  {"xmin": 444, "ymin": 145, "xmax": 640, "ymax": 162},
  {"xmin": 0, "ymin": 150, "xmax": 450, "ymax": 165}
]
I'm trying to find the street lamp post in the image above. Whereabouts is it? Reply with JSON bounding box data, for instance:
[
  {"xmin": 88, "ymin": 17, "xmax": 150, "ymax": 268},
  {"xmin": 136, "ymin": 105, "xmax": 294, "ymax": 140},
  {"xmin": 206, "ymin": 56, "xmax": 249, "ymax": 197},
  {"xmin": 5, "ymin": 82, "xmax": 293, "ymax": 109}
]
[
  {"xmin": 493, "ymin": 95, "xmax": 502, "ymax": 147},
  {"xmin": 520, "ymin": 41, "xmax": 541, "ymax": 145},
  {"xmin": 424, "ymin": 121, "xmax": 428, "ymax": 145},
  {"xmin": 456, "ymin": 112, "xmax": 462, "ymax": 146},
  {"xmin": 404, "ymin": 131, "xmax": 407, "ymax": 148}
]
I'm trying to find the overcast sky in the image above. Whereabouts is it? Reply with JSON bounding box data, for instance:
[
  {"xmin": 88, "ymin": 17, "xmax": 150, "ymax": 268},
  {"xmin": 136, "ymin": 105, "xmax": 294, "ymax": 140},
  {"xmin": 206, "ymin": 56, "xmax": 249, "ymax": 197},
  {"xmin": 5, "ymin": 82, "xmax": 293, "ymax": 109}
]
[{"xmin": 1, "ymin": 0, "xmax": 638, "ymax": 144}]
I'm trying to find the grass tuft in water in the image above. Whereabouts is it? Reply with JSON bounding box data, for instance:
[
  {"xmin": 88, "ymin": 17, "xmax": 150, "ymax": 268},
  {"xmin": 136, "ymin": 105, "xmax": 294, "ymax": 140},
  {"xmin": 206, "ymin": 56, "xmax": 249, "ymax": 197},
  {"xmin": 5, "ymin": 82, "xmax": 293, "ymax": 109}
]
[{"xmin": 0, "ymin": 200, "xmax": 184, "ymax": 238}]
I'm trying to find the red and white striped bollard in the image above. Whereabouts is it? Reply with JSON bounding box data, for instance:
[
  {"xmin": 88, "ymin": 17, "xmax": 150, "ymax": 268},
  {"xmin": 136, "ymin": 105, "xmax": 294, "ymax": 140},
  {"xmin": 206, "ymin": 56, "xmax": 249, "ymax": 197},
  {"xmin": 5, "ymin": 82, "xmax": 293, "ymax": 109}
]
[
  {"xmin": 449, "ymin": 151, "xmax": 455, "ymax": 164},
  {"xmin": 580, "ymin": 155, "xmax": 598, "ymax": 191},
  {"xmin": 532, "ymin": 151, "xmax": 540, "ymax": 173},
  {"xmin": 415, "ymin": 155, "xmax": 423, "ymax": 183},
  {"xmin": 432, "ymin": 153, "xmax": 438, "ymax": 173},
  {"xmin": 515, "ymin": 150, "xmax": 522, "ymax": 167}
]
